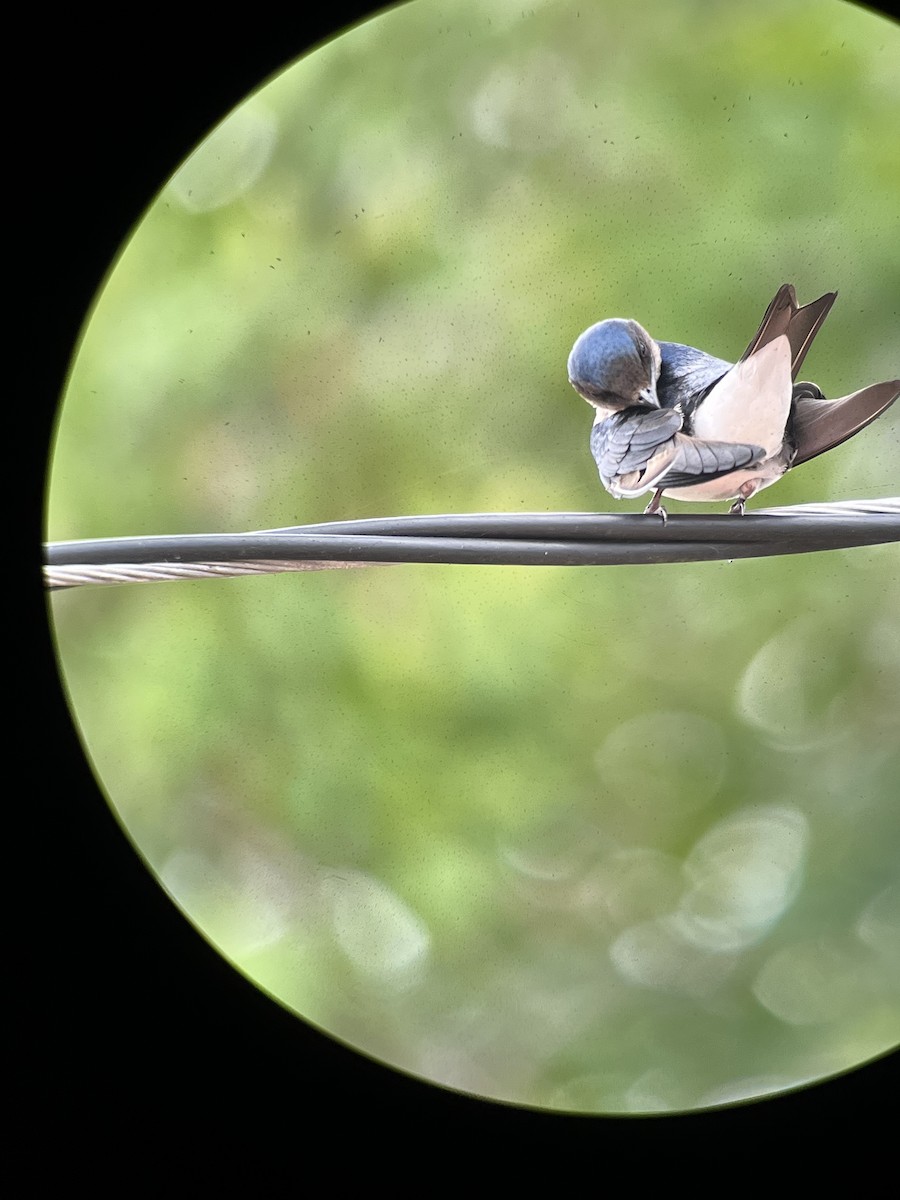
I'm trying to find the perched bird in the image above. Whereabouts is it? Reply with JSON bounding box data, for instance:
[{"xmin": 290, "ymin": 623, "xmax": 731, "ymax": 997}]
[{"xmin": 567, "ymin": 284, "xmax": 898, "ymax": 516}]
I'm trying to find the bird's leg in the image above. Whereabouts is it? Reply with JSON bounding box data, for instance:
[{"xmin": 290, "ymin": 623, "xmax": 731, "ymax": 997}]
[
  {"xmin": 728, "ymin": 498, "xmax": 746, "ymax": 516},
  {"xmin": 643, "ymin": 488, "xmax": 668, "ymax": 523}
]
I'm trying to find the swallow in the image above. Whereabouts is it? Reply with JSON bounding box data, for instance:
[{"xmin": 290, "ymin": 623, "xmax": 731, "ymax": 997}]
[{"xmin": 567, "ymin": 284, "xmax": 898, "ymax": 516}]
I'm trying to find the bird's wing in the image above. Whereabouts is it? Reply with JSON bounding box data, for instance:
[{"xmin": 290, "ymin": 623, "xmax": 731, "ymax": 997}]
[
  {"xmin": 591, "ymin": 407, "xmax": 765, "ymax": 496},
  {"xmin": 655, "ymin": 435, "xmax": 767, "ymax": 490},
  {"xmin": 790, "ymin": 379, "xmax": 899, "ymax": 467},
  {"xmin": 591, "ymin": 407, "xmax": 683, "ymax": 483},
  {"xmin": 739, "ymin": 283, "xmax": 837, "ymax": 378}
]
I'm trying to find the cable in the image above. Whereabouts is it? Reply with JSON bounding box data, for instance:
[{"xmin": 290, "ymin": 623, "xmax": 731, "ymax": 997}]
[{"xmin": 44, "ymin": 499, "xmax": 900, "ymax": 589}]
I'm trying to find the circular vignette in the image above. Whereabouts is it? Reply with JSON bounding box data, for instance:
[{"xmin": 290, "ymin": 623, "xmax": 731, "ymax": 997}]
[{"xmin": 43, "ymin": 0, "xmax": 900, "ymax": 1127}]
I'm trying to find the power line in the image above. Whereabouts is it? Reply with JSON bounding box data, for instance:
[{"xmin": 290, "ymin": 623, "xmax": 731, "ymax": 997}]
[{"xmin": 44, "ymin": 499, "xmax": 900, "ymax": 589}]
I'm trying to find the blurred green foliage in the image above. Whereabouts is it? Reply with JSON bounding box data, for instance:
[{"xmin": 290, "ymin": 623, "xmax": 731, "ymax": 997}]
[{"xmin": 48, "ymin": 0, "xmax": 898, "ymax": 1113}]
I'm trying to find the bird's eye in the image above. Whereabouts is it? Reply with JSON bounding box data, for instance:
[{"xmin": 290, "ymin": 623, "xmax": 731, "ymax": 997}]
[{"xmin": 637, "ymin": 341, "xmax": 648, "ymax": 361}]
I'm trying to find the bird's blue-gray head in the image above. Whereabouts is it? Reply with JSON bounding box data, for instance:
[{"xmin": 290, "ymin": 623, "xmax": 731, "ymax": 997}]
[{"xmin": 568, "ymin": 318, "xmax": 662, "ymax": 411}]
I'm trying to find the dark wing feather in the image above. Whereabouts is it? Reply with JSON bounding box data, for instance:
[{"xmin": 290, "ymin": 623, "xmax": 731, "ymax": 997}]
[
  {"xmin": 659, "ymin": 436, "xmax": 766, "ymax": 488},
  {"xmin": 739, "ymin": 283, "xmax": 837, "ymax": 378},
  {"xmin": 790, "ymin": 379, "xmax": 899, "ymax": 467},
  {"xmin": 783, "ymin": 292, "xmax": 837, "ymax": 378},
  {"xmin": 738, "ymin": 283, "xmax": 797, "ymax": 363}
]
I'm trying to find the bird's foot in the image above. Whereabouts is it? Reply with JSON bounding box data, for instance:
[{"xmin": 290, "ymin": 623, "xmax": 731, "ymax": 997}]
[
  {"xmin": 643, "ymin": 490, "xmax": 668, "ymax": 523},
  {"xmin": 728, "ymin": 499, "xmax": 746, "ymax": 516}
]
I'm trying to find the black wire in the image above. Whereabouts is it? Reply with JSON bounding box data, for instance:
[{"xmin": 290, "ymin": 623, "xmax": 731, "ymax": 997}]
[
  {"xmin": 264, "ymin": 506, "xmax": 900, "ymax": 544},
  {"xmin": 45, "ymin": 504, "xmax": 900, "ymax": 570}
]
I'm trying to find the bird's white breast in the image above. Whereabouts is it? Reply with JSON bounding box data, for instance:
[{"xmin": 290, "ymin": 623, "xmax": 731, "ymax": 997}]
[{"xmin": 691, "ymin": 335, "xmax": 793, "ymax": 456}]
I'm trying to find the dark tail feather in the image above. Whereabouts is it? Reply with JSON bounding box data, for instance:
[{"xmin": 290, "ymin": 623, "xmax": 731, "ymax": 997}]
[
  {"xmin": 739, "ymin": 284, "xmax": 796, "ymax": 364},
  {"xmin": 739, "ymin": 284, "xmax": 838, "ymax": 380},
  {"xmin": 785, "ymin": 291, "xmax": 838, "ymax": 378},
  {"xmin": 791, "ymin": 379, "xmax": 899, "ymax": 467}
]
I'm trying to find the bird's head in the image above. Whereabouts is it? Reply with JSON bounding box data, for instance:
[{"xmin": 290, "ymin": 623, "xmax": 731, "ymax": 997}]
[{"xmin": 567, "ymin": 318, "xmax": 661, "ymax": 412}]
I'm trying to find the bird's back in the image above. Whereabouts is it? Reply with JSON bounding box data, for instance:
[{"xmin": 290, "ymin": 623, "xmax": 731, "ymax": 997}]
[{"xmin": 657, "ymin": 342, "xmax": 731, "ymax": 413}]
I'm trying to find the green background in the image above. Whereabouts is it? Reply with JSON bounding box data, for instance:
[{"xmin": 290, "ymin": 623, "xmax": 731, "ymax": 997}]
[{"xmin": 48, "ymin": 0, "xmax": 898, "ymax": 1113}]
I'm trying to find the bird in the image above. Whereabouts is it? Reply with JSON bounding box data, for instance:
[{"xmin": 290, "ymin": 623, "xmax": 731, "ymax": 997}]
[{"xmin": 567, "ymin": 284, "xmax": 898, "ymax": 517}]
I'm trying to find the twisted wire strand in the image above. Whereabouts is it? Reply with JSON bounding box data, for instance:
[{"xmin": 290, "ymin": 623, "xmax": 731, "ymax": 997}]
[
  {"xmin": 44, "ymin": 498, "xmax": 900, "ymax": 589},
  {"xmin": 45, "ymin": 560, "xmax": 380, "ymax": 589}
]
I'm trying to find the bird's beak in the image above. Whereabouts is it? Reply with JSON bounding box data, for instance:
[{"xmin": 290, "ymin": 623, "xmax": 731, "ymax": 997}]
[{"xmin": 638, "ymin": 381, "xmax": 660, "ymax": 408}]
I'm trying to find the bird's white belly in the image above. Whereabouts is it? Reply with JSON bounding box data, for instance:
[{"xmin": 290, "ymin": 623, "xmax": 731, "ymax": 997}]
[
  {"xmin": 663, "ymin": 468, "xmax": 768, "ymax": 502},
  {"xmin": 691, "ymin": 335, "xmax": 793, "ymax": 455},
  {"xmin": 662, "ymin": 456, "xmax": 786, "ymax": 501}
]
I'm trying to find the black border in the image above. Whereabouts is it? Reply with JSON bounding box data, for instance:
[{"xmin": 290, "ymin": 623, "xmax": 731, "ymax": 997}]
[{"xmin": 28, "ymin": 0, "xmax": 898, "ymax": 1162}]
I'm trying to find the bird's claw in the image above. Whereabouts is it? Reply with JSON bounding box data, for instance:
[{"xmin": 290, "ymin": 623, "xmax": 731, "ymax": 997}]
[
  {"xmin": 643, "ymin": 490, "xmax": 668, "ymax": 523},
  {"xmin": 729, "ymin": 499, "xmax": 746, "ymax": 516}
]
